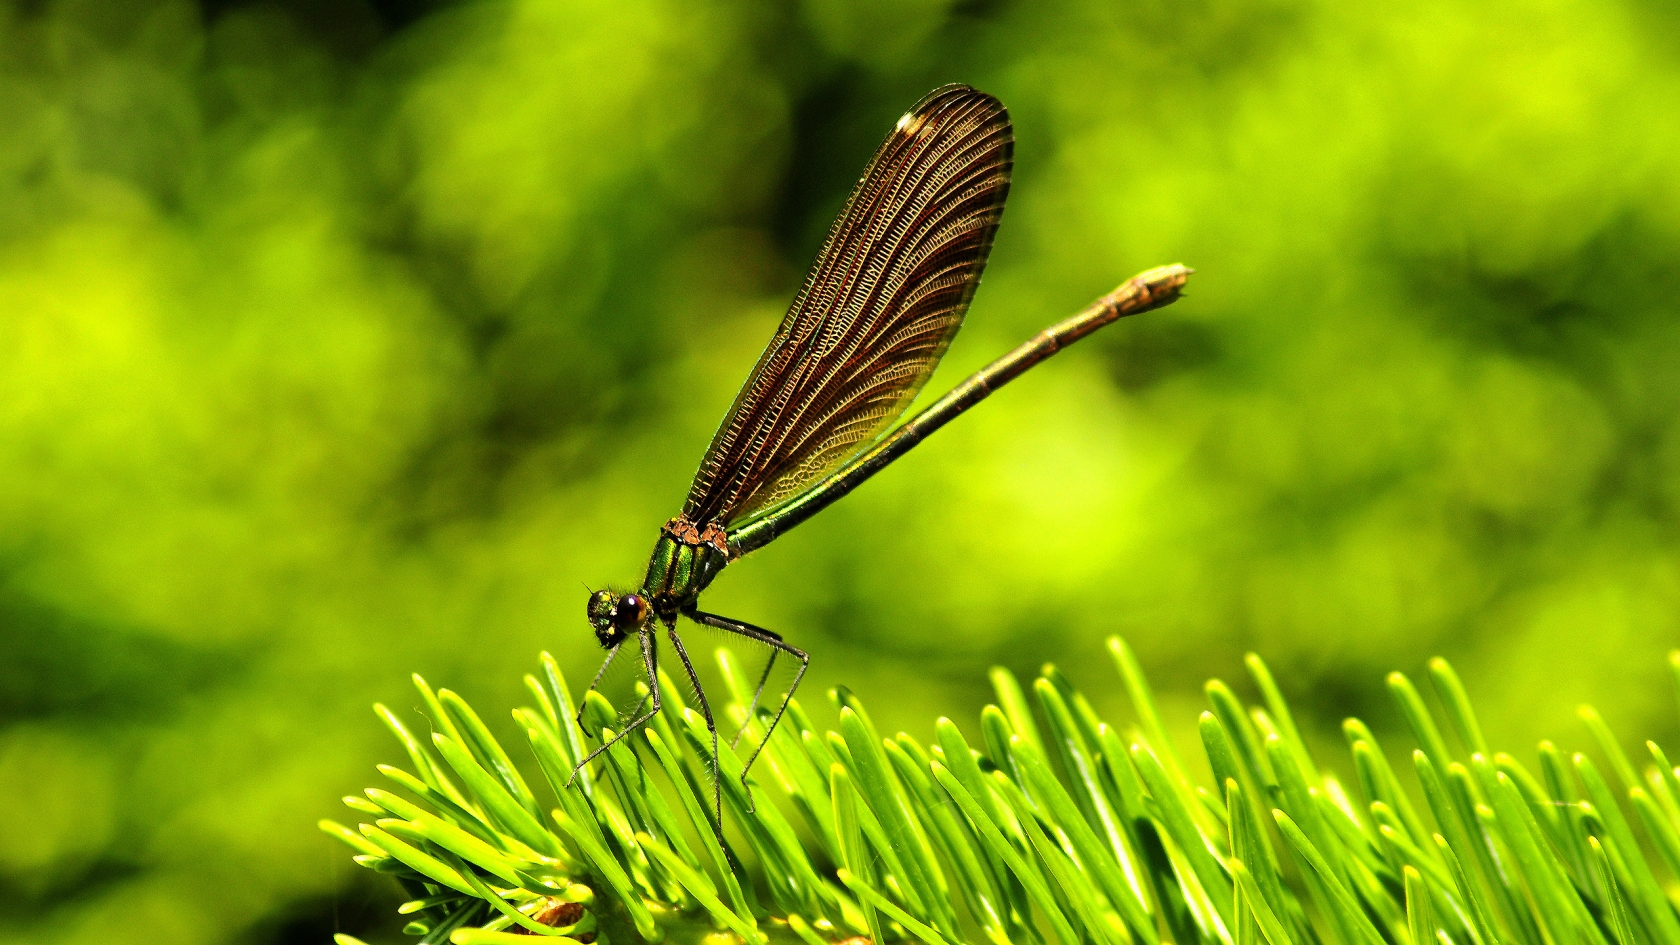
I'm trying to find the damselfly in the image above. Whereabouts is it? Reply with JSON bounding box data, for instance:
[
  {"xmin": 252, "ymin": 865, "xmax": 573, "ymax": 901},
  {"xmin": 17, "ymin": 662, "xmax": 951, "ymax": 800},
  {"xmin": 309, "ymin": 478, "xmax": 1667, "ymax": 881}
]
[{"xmin": 576, "ymin": 84, "xmax": 1190, "ymax": 830}]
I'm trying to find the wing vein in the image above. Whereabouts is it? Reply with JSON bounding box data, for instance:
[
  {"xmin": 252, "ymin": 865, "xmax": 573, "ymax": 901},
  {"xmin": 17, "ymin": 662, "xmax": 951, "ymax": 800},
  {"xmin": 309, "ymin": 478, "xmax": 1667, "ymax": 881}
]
[{"xmin": 680, "ymin": 86, "xmax": 1013, "ymax": 529}]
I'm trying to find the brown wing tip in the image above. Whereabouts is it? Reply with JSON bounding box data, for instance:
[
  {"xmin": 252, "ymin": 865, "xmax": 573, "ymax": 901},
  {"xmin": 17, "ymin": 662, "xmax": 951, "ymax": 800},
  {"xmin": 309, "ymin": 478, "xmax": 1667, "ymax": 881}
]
[
  {"xmin": 913, "ymin": 83, "xmax": 999, "ymax": 107},
  {"xmin": 899, "ymin": 84, "xmax": 1008, "ymax": 135}
]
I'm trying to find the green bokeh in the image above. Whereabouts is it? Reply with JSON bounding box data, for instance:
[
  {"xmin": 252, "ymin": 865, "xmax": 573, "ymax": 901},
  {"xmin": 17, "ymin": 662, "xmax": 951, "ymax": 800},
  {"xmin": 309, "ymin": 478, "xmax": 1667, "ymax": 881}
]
[{"xmin": 1, "ymin": 0, "xmax": 1677, "ymax": 942}]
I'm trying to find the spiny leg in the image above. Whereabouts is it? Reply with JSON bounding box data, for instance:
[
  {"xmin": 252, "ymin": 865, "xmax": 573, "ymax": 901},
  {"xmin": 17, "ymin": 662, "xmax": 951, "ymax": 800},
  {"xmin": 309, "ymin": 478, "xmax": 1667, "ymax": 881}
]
[
  {"xmin": 687, "ymin": 609, "xmax": 810, "ymax": 813},
  {"xmin": 664, "ymin": 625, "xmax": 723, "ymax": 836},
  {"xmin": 575, "ymin": 640, "xmax": 624, "ymax": 730},
  {"xmin": 568, "ymin": 626, "xmax": 659, "ymax": 784},
  {"xmin": 734, "ymin": 649, "xmax": 778, "ymax": 749}
]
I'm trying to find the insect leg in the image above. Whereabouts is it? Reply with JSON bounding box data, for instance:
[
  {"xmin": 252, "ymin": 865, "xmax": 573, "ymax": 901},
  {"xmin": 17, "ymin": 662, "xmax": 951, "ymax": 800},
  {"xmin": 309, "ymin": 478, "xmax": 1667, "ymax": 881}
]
[
  {"xmin": 686, "ymin": 609, "xmax": 809, "ymax": 813},
  {"xmin": 568, "ymin": 626, "xmax": 660, "ymax": 784},
  {"xmin": 664, "ymin": 624, "xmax": 723, "ymax": 836},
  {"xmin": 575, "ymin": 640, "xmax": 624, "ymax": 730},
  {"xmin": 734, "ymin": 649, "xmax": 779, "ymax": 749}
]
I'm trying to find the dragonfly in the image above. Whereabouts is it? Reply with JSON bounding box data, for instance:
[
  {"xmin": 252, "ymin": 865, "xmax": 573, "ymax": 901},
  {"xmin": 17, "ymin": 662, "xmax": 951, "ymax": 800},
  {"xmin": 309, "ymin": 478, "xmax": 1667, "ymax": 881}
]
[{"xmin": 576, "ymin": 84, "xmax": 1190, "ymax": 829}]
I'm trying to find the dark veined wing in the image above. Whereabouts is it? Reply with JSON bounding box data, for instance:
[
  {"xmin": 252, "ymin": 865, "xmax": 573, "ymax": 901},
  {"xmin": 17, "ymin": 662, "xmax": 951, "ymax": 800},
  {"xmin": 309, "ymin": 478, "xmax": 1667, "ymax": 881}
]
[{"xmin": 682, "ymin": 85, "xmax": 1013, "ymax": 530}]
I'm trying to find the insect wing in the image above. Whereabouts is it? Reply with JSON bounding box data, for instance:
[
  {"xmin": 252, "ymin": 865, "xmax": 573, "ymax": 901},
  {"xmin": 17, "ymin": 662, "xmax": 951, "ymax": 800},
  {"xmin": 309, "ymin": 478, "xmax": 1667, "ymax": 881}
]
[{"xmin": 682, "ymin": 85, "xmax": 1014, "ymax": 529}]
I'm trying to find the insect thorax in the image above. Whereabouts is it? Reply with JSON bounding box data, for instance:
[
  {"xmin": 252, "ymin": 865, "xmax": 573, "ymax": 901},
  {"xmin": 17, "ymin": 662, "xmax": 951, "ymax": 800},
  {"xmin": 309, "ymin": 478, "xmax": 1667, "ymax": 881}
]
[{"xmin": 642, "ymin": 517, "xmax": 729, "ymax": 619}]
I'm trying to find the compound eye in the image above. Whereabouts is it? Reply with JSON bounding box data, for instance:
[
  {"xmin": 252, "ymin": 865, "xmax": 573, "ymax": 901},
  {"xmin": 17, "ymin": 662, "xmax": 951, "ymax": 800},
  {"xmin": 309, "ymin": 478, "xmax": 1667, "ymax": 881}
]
[{"xmin": 615, "ymin": 593, "xmax": 649, "ymax": 628}]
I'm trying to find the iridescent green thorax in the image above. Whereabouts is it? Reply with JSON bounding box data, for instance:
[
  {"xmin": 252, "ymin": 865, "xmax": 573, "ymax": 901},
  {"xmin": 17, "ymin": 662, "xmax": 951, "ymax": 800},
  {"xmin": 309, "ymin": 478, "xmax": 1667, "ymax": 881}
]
[{"xmin": 641, "ymin": 517, "xmax": 728, "ymax": 620}]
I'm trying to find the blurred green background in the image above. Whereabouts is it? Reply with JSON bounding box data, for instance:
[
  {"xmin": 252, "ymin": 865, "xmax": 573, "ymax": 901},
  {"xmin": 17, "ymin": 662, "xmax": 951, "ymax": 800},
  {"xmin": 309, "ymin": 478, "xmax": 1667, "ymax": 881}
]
[{"xmin": 2, "ymin": 0, "xmax": 1678, "ymax": 942}]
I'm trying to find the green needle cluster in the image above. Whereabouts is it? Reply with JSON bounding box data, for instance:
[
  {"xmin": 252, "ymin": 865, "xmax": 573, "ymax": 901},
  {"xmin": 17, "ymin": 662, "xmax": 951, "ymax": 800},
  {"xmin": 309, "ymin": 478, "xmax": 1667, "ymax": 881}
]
[{"xmin": 323, "ymin": 645, "xmax": 1680, "ymax": 945}]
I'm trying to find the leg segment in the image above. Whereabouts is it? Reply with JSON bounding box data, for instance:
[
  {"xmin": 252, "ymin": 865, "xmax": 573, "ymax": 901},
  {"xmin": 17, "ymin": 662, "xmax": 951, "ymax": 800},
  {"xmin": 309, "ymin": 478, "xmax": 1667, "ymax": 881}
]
[
  {"xmin": 734, "ymin": 649, "xmax": 778, "ymax": 749},
  {"xmin": 664, "ymin": 625, "xmax": 723, "ymax": 835},
  {"xmin": 686, "ymin": 609, "xmax": 809, "ymax": 813},
  {"xmin": 568, "ymin": 626, "xmax": 659, "ymax": 784},
  {"xmin": 576, "ymin": 640, "xmax": 623, "ymax": 730}
]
